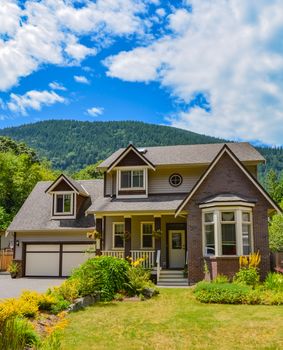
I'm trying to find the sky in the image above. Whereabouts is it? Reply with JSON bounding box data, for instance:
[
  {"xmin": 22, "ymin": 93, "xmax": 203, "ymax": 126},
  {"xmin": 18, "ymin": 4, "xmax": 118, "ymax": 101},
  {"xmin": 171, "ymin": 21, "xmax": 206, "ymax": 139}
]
[{"xmin": 0, "ymin": 0, "xmax": 283, "ymax": 146}]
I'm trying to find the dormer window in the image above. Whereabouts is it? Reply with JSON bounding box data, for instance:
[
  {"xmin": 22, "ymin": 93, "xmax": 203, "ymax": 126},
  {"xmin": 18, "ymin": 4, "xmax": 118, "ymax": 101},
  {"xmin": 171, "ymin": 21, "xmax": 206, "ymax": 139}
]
[
  {"xmin": 120, "ymin": 170, "xmax": 144, "ymax": 189},
  {"xmin": 55, "ymin": 193, "xmax": 73, "ymax": 214}
]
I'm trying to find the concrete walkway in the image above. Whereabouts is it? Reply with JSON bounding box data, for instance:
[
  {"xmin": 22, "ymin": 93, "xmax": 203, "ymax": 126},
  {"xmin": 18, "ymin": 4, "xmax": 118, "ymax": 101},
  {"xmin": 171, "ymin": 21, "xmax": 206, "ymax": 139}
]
[{"xmin": 0, "ymin": 273, "xmax": 64, "ymax": 299}]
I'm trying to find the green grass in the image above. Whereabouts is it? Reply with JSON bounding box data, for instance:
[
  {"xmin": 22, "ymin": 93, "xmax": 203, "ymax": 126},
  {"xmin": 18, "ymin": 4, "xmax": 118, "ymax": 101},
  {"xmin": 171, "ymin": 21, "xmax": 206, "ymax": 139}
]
[{"xmin": 61, "ymin": 289, "xmax": 283, "ymax": 350}]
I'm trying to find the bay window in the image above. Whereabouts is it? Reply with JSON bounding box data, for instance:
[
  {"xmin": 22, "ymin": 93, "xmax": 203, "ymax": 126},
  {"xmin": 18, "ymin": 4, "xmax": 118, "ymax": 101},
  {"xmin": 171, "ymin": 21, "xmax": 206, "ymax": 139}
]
[{"xmin": 203, "ymin": 208, "xmax": 253, "ymax": 257}]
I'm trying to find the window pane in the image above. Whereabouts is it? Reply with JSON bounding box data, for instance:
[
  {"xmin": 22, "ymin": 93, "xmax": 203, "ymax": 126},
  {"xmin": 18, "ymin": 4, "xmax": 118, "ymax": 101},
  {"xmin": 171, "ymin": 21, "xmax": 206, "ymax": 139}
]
[
  {"xmin": 205, "ymin": 224, "xmax": 215, "ymax": 255},
  {"xmin": 115, "ymin": 224, "xmax": 124, "ymax": 235},
  {"xmin": 143, "ymin": 235, "xmax": 153, "ymax": 248},
  {"xmin": 204, "ymin": 213, "xmax": 214, "ymax": 223},
  {"xmin": 242, "ymin": 223, "xmax": 251, "ymax": 255},
  {"xmin": 121, "ymin": 171, "xmax": 131, "ymax": 188},
  {"xmin": 221, "ymin": 223, "xmax": 236, "ymax": 255},
  {"xmin": 114, "ymin": 235, "xmax": 124, "ymax": 248},
  {"xmin": 64, "ymin": 194, "xmax": 71, "ymax": 212},
  {"xmin": 56, "ymin": 195, "xmax": 63, "ymax": 213},
  {"xmin": 242, "ymin": 212, "xmax": 251, "ymax": 222},
  {"xmin": 132, "ymin": 170, "xmax": 143, "ymax": 188},
  {"xmin": 172, "ymin": 232, "xmax": 182, "ymax": 249},
  {"xmin": 142, "ymin": 223, "xmax": 152, "ymax": 234},
  {"xmin": 222, "ymin": 212, "xmax": 235, "ymax": 221}
]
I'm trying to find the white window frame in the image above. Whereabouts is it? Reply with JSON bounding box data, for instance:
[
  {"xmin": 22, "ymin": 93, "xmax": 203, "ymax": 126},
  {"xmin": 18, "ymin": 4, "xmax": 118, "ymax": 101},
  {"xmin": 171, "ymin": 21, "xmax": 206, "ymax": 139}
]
[
  {"xmin": 52, "ymin": 192, "xmax": 75, "ymax": 218},
  {"xmin": 112, "ymin": 222, "xmax": 125, "ymax": 250},
  {"xmin": 116, "ymin": 167, "xmax": 148, "ymax": 198},
  {"xmin": 202, "ymin": 207, "xmax": 253, "ymax": 257},
  {"xmin": 140, "ymin": 221, "xmax": 155, "ymax": 249}
]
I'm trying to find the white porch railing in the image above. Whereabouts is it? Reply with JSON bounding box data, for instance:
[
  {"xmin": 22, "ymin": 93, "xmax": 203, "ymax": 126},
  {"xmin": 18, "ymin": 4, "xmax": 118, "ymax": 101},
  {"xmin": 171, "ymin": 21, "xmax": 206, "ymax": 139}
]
[
  {"xmin": 130, "ymin": 250, "xmax": 155, "ymax": 269},
  {"xmin": 156, "ymin": 250, "xmax": 161, "ymax": 282},
  {"xmin": 101, "ymin": 250, "xmax": 124, "ymax": 259}
]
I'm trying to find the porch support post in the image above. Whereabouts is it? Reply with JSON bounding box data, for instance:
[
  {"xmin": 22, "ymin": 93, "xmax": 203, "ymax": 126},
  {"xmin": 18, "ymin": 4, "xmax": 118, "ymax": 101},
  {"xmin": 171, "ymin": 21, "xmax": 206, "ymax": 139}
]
[
  {"xmin": 124, "ymin": 216, "xmax": 132, "ymax": 259},
  {"xmin": 154, "ymin": 216, "xmax": 161, "ymax": 252},
  {"xmin": 95, "ymin": 217, "xmax": 103, "ymax": 255}
]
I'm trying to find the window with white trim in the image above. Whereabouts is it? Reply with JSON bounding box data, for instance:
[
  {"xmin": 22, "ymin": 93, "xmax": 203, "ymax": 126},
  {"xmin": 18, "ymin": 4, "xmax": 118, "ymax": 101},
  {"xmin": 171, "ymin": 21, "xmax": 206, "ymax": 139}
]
[
  {"xmin": 203, "ymin": 207, "xmax": 253, "ymax": 257},
  {"xmin": 141, "ymin": 222, "xmax": 154, "ymax": 249},
  {"xmin": 120, "ymin": 169, "xmax": 144, "ymax": 189},
  {"xmin": 113, "ymin": 223, "xmax": 125, "ymax": 249},
  {"xmin": 54, "ymin": 193, "xmax": 73, "ymax": 214}
]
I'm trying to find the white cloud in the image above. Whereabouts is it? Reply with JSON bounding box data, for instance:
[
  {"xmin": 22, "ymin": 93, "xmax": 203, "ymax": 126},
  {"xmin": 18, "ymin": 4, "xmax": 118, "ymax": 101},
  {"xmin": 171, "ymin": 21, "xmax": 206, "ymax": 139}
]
[
  {"xmin": 7, "ymin": 90, "xmax": 66, "ymax": 115},
  {"xmin": 86, "ymin": 107, "xmax": 104, "ymax": 117},
  {"xmin": 105, "ymin": 0, "xmax": 283, "ymax": 145},
  {"xmin": 49, "ymin": 81, "xmax": 66, "ymax": 91},
  {"xmin": 0, "ymin": 0, "xmax": 153, "ymax": 92},
  {"xmin": 74, "ymin": 75, "xmax": 90, "ymax": 84}
]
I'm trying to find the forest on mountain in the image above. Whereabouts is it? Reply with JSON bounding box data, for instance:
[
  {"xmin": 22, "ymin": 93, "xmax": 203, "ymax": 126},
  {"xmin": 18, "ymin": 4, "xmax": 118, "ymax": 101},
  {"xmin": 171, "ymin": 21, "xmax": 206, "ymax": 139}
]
[{"xmin": 0, "ymin": 120, "xmax": 282, "ymax": 180}]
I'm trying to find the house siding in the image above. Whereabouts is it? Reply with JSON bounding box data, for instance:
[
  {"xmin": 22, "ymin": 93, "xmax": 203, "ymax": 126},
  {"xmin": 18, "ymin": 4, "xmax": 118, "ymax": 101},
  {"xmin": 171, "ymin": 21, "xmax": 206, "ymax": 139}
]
[{"xmin": 185, "ymin": 153, "xmax": 271, "ymax": 284}]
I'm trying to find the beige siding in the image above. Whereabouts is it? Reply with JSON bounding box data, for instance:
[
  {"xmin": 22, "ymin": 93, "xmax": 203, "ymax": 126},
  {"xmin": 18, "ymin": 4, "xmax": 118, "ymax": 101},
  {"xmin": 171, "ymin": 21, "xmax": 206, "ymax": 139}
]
[
  {"xmin": 148, "ymin": 166, "xmax": 206, "ymax": 194},
  {"xmin": 15, "ymin": 231, "xmax": 92, "ymax": 260}
]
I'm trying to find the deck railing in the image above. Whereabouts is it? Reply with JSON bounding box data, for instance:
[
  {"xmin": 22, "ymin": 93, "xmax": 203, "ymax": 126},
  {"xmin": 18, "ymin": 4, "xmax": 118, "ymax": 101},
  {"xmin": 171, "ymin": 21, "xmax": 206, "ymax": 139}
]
[{"xmin": 130, "ymin": 250, "xmax": 155, "ymax": 269}]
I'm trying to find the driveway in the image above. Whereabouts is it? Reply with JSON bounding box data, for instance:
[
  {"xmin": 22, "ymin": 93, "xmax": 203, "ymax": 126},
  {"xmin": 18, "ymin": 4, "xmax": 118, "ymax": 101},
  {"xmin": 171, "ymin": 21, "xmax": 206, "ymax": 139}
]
[{"xmin": 0, "ymin": 273, "xmax": 64, "ymax": 299}]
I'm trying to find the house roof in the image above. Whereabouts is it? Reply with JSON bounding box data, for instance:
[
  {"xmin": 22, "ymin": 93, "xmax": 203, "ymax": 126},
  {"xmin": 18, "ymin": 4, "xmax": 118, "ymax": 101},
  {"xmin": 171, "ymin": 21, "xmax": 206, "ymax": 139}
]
[
  {"xmin": 198, "ymin": 193, "xmax": 258, "ymax": 205},
  {"xmin": 98, "ymin": 142, "xmax": 265, "ymax": 170},
  {"xmin": 175, "ymin": 145, "xmax": 281, "ymax": 216},
  {"xmin": 86, "ymin": 193, "xmax": 186, "ymax": 214},
  {"xmin": 45, "ymin": 174, "xmax": 89, "ymax": 197},
  {"xmin": 7, "ymin": 180, "xmax": 103, "ymax": 232}
]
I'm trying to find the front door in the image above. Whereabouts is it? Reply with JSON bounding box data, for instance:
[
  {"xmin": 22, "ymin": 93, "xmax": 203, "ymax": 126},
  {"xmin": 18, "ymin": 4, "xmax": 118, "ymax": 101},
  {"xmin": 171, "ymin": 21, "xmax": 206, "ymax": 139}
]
[{"xmin": 168, "ymin": 230, "xmax": 186, "ymax": 268}]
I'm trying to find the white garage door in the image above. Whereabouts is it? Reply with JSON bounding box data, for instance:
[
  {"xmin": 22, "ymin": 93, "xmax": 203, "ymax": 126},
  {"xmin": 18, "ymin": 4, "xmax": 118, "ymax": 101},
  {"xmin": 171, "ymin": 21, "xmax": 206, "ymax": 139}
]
[{"xmin": 25, "ymin": 243, "xmax": 95, "ymax": 277}]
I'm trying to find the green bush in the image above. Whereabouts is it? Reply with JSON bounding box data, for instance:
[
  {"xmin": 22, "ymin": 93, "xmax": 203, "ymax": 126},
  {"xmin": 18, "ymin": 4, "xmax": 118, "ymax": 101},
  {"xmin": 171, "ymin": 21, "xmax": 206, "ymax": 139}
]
[
  {"xmin": 194, "ymin": 282, "xmax": 250, "ymax": 304},
  {"xmin": 264, "ymin": 273, "xmax": 283, "ymax": 292},
  {"xmin": 0, "ymin": 316, "xmax": 40, "ymax": 350},
  {"xmin": 71, "ymin": 256, "xmax": 130, "ymax": 301},
  {"xmin": 125, "ymin": 266, "xmax": 156, "ymax": 296},
  {"xmin": 234, "ymin": 267, "xmax": 260, "ymax": 287},
  {"xmin": 212, "ymin": 274, "xmax": 229, "ymax": 284}
]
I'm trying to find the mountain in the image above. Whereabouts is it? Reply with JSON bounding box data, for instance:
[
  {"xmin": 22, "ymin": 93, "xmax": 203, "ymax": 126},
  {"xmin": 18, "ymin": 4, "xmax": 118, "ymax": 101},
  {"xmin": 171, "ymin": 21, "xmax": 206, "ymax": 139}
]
[{"xmin": 0, "ymin": 120, "xmax": 282, "ymax": 178}]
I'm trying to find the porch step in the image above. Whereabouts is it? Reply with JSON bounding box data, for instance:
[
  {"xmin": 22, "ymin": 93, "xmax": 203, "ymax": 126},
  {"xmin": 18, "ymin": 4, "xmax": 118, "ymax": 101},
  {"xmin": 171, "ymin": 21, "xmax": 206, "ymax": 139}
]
[{"xmin": 157, "ymin": 269, "xmax": 188, "ymax": 287}]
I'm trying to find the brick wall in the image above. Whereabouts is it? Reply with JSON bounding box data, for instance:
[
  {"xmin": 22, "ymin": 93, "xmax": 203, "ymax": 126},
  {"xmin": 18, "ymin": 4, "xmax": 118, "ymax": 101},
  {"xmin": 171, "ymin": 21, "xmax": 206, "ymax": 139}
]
[{"xmin": 185, "ymin": 152, "xmax": 272, "ymax": 284}]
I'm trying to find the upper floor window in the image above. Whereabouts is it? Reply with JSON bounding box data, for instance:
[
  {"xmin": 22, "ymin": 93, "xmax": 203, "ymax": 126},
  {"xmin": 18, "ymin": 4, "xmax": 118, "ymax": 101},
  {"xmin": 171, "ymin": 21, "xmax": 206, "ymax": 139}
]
[
  {"xmin": 120, "ymin": 169, "xmax": 144, "ymax": 189},
  {"xmin": 54, "ymin": 193, "xmax": 73, "ymax": 215},
  {"xmin": 203, "ymin": 208, "xmax": 253, "ymax": 257}
]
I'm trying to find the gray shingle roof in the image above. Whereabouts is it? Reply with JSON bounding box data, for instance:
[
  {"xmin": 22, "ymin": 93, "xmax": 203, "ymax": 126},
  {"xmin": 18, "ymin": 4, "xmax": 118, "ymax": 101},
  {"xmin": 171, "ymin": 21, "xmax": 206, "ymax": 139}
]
[
  {"xmin": 86, "ymin": 194, "xmax": 186, "ymax": 214},
  {"xmin": 7, "ymin": 180, "xmax": 104, "ymax": 232},
  {"xmin": 45, "ymin": 174, "xmax": 89, "ymax": 196},
  {"xmin": 199, "ymin": 193, "xmax": 258, "ymax": 204},
  {"xmin": 98, "ymin": 142, "xmax": 265, "ymax": 169}
]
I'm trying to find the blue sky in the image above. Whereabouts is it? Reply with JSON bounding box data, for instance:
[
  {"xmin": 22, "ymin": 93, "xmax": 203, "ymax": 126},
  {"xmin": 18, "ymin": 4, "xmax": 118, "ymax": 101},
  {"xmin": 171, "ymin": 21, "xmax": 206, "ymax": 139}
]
[{"xmin": 0, "ymin": 1, "xmax": 283, "ymax": 146}]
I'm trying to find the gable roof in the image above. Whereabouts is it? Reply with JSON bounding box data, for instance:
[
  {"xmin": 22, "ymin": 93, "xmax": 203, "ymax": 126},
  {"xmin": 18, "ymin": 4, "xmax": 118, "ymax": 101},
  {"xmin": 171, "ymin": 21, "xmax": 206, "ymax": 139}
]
[
  {"xmin": 98, "ymin": 142, "xmax": 265, "ymax": 170},
  {"xmin": 7, "ymin": 180, "xmax": 103, "ymax": 232},
  {"xmin": 45, "ymin": 174, "xmax": 89, "ymax": 197},
  {"xmin": 175, "ymin": 144, "xmax": 281, "ymax": 217},
  {"xmin": 106, "ymin": 144, "xmax": 155, "ymax": 173}
]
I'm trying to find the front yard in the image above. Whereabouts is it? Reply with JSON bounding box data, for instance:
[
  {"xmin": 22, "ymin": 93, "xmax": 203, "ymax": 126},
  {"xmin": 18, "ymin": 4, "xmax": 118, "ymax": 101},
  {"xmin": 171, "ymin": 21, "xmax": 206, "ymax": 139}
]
[{"xmin": 61, "ymin": 288, "xmax": 283, "ymax": 350}]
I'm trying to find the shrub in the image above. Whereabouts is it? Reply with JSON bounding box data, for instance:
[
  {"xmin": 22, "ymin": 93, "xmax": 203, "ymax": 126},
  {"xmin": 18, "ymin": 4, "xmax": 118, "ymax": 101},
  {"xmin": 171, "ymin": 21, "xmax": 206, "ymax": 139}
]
[
  {"xmin": 0, "ymin": 317, "xmax": 40, "ymax": 350},
  {"xmin": 243, "ymin": 289, "xmax": 263, "ymax": 305},
  {"xmin": 20, "ymin": 291, "xmax": 56, "ymax": 312},
  {"xmin": 260, "ymin": 290, "xmax": 283, "ymax": 305},
  {"xmin": 0, "ymin": 297, "xmax": 38, "ymax": 323},
  {"xmin": 212, "ymin": 274, "xmax": 229, "ymax": 284},
  {"xmin": 71, "ymin": 256, "xmax": 130, "ymax": 301},
  {"xmin": 234, "ymin": 267, "xmax": 260, "ymax": 287},
  {"xmin": 264, "ymin": 273, "xmax": 283, "ymax": 292},
  {"xmin": 125, "ymin": 266, "xmax": 156, "ymax": 296},
  {"xmin": 194, "ymin": 282, "xmax": 250, "ymax": 304},
  {"xmin": 56, "ymin": 279, "xmax": 80, "ymax": 302}
]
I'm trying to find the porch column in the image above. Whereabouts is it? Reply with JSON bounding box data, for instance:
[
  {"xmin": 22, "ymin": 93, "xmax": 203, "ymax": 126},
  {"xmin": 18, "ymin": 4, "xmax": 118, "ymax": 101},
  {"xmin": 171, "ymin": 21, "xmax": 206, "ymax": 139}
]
[
  {"xmin": 154, "ymin": 216, "xmax": 161, "ymax": 252},
  {"xmin": 95, "ymin": 217, "xmax": 103, "ymax": 255},
  {"xmin": 124, "ymin": 216, "xmax": 132, "ymax": 259}
]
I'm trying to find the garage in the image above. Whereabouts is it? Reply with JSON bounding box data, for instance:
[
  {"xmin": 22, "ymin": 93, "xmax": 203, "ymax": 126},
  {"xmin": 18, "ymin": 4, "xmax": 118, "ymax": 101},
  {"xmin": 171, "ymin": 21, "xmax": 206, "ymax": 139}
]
[{"xmin": 24, "ymin": 242, "xmax": 95, "ymax": 277}]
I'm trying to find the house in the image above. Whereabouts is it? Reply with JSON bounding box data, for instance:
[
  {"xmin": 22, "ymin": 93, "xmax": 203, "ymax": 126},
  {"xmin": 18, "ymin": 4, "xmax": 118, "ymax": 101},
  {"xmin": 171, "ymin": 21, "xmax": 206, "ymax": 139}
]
[{"xmin": 7, "ymin": 142, "xmax": 281, "ymax": 285}]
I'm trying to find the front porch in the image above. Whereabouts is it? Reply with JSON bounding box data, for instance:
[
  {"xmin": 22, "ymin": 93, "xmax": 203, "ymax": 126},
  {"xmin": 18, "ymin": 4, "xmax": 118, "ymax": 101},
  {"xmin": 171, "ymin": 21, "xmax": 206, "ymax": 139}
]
[{"xmin": 94, "ymin": 214, "xmax": 188, "ymax": 282}]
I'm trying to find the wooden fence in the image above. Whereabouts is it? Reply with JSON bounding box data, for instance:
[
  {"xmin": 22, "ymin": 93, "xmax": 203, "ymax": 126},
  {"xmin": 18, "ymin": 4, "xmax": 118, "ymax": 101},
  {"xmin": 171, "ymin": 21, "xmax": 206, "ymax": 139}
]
[{"xmin": 0, "ymin": 249, "xmax": 13, "ymax": 271}]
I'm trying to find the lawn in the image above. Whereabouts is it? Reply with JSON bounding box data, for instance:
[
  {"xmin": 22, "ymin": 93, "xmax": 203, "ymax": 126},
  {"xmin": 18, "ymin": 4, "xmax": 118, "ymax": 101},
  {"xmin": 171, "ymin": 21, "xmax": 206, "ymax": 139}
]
[{"xmin": 61, "ymin": 288, "xmax": 283, "ymax": 350}]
